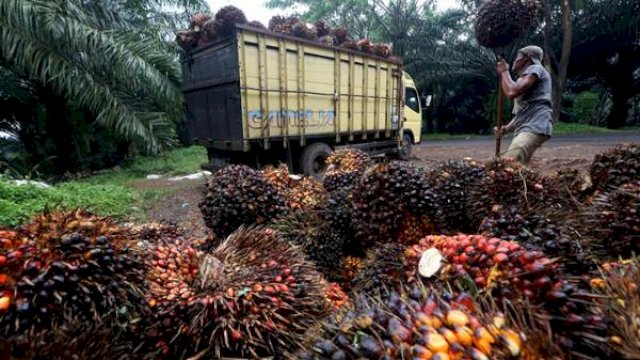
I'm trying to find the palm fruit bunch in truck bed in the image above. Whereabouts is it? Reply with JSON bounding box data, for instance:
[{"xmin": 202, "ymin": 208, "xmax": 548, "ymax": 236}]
[
  {"xmin": 322, "ymin": 148, "xmax": 371, "ymax": 192},
  {"xmin": 589, "ymin": 143, "xmax": 640, "ymax": 192},
  {"xmin": 404, "ymin": 234, "xmax": 609, "ymax": 357},
  {"xmin": 199, "ymin": 164, "xmax": 288, "ymax": 238},
  {"xmin": 423, "ymin": 160, "xmax": 486, "ymax": 233},
  {"xmin": 139, "ymin": 226, "xmax": 334, "ymax": 358},
  {"xmin": 0, "ymin": 210, "xmax": 146, "ymax": 351},
  {"xmin": 475, "ymin": 0, "xmax": 540, "ymax": 49},
  {"xmin": 295, "ymin": 284, "xmax": 535, "ymax": 360},
  {"xmin": 352, "ymin": 161, "xmax": 438, "ymax": 248}
]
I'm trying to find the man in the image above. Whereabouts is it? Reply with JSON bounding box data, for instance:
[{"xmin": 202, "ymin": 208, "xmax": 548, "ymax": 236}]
[{"xmin": 495, "ymin": 45, "xmax": 553, "ymax": 165}]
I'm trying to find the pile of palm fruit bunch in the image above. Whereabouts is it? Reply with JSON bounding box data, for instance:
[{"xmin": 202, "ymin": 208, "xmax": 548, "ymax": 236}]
[
  {"xmin": 295, "ymin": 283, "xmax": 562, "ymax": 359},
  {"xmin": 198, "ymin": 164, "xmax": 289, "ymax": 239},
  {"xmin": 351, "ymin": 161, "xmax": 439, "ymax": 248},
  {"xmin": 136, "ymin": 226, "xmax": 337, "ymax": 358},
  {"xmin": 0, "ymin": 210, "xmax": 148, "ymax": 358},
  {"xmin": 263, "ymin": 163, "xmax": 325, "ymax": 211},
  {"xmin": 475, "ymin": 0, "xmax": 541, "ymax": 49},
  {"xmin": 589, "ymin": 143, "xmax": 640, "ymax": 193},
  {"xmin": 176, "ymin": 6, "xmax": 249, "ymax": 50},
  {"xmin": 323, "ymin": 148, "xmax": 372, "ymax": 192}
]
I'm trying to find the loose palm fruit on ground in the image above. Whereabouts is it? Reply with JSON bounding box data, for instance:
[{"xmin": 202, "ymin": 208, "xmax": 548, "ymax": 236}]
[
  {"xmin": 475, "ymin": 0, "xmax": 540, "ymax": 48},
  {"xmin": 295, "ymin": 284, "xmax": 532, "ymax": 359},
  {"xmin": 423, "ymin": 160, "xmax": 486, "ymax": 233},
  {"xmin": 199, "ymin": 164, "xmax": 289, "ymax": 237},
  {"xmin": 352, "ymin": 161, "xmax": 438, "ymax": 249},
  {"xmin": 323, "ymin": 149, "xmax": 371, "ymax": 192},
  {"xmin": 589, "ymin": 143, "xmax": 640, "ymax": 193}
]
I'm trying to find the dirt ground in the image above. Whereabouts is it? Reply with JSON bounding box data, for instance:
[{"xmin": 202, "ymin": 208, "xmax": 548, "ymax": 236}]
[{"xmin": 142, "ymin": 132, "xmax": 639, "ymax": 237}]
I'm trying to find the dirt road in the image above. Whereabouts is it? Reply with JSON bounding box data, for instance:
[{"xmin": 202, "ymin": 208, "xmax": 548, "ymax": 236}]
[{"xmin": 414, "ymin": 131, "xmax": 640, "ymax": 173}]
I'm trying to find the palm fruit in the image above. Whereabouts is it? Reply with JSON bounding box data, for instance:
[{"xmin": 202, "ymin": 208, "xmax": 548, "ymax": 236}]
[
  {"xmin": 289, "ymin": 176, "xmax": 324, "ymax": 211},
  {"xmin": 296, "ymin": 284, "xmax": 533, "ymax": 359},
  {"xmin": 213, "ymin": 5, "xmax": 247, "ymax": 37},
  {"xmin": 592, "ymin": 259, "xmax": 640, "ymax": 358},
  {"xmin": 5, "ymin": 321, "xmax": 134, "ymax": 360},
  {"xmin": 339, "ymin": 40, "xmax": 358, "ymax": 50},
  {"xmin": 548, "ymin": 167, "xmax": 590, "ymax": 204},
  {"xmin": 318, "ymin": 35, "xmax": 337, "ymax": 46},
  {"xmin": 198, "ymin": 164, "xmax": 288, "ymax": 237},
  {"xmin": 423, "ymin": 160, "xmax": 486, "ymax": 233},
  {"xmin": 332, "ymin": 27, "xmax": 350, "ymax": 43},
  {"xmin": 336, "ymin": 256, "xmax": 365, "ymax": 290},
  {"xmin": 0, "ymin": 212, "xmax": 146, "ymax": 341},
  {"xmin": 262, "ymin": 163, "xmax": 291, "ymax": 192},
  {"xmin": 589, "ymin": 144, "xmax": 640, "ymax": 192},
  {"xmin": 325, "ymin": 282, "xmax": 350, "ymax": 310},
  {"xmin": 581, "ymin": 181, "xmax": 640, "ymax": 259},
  {"xmin": 322, "ymin": 148, "xmax": 371, "ymax": 192},
  {"xmin": 466, "ymin": 159, "xmax": 562, "ymax": 227},
  {"xmin": 475, "ymin": 0, "xmax": 540, "ymax": 49},
  {"xmin": 200, "ymin": 18, "xmax": 218, "ymax": 43},
  {"xmin": 190, "ymin": 13, "xmax": 212, "ymax": 30},
  {"xmin": 405, "ymin": 235, "xmax": 609, "ymax": 357},
  {"xmin": 314, "ymin": 21, "xmax": 332, "ymax": 37},
  {"xmin": 478, "ymin": 205, "xmax": 591, "ymax": 274},
  {"xmin": 292, "ymin": 21, "xmax": 318, "ymax": 40},
  {"xmin": 373, "ymin": 43, "xmax": 392, "ymax": 58},
  {"xmin": 352, "ymin": 242, "xmax": 405, "ymax": 296},
  {"xmin": 269, "ymin": 209, "xmax": 346, "ymax": 278},
  {"xmin": 248, "ymin": 20, "xmax": 266, "ymax": 29},
  {"xmin": 268, "ymin": 15, "xmax": 287, "ymax": 31},
  {"xmin": 176, "ymin": 30, "xmax": 198, "ymax": 50},
  {"xmin": 351, "ymin": 161, "xmax": 438, "ymax": 249},
  {"xmin": 187, "ymin": 226, "xmax": 334, "ymax": 358},
  {"xmin": 356, "ymin": 38, "xmax": 373, "ymax": 54}
]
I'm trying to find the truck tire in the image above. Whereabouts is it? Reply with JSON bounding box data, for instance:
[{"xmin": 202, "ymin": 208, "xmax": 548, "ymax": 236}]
[
  {"xmin": 401, "ymin": 133, "xmax": 413, "ymax": 160},
  {"xmin": 300, "ymin": 142, "xmax": 332, "ymax": 178}
]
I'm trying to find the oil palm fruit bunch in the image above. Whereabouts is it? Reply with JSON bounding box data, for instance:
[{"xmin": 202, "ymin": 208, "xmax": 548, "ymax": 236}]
[
  {"xmin": 424, "ymin": 160, "xmax": 486, "ymax": 233},
  {"xmin": 352, "ymin": 242, "xmax": 406, "ymax": 296},
  {"xmin": 314, "ymin": 21, "xmax": 332, "ymax": 37},
  {"xmin": 591, "ymin": 259, "xmax": 640, "ymax": 358},
  {"xmin": 190, "ymin": 13, "xmax": 212, "ymax": 30},
  {"xmin": 325, "ymin": 282, "xmax": 350, "ymax": 310},
  {"xmin": 0, "ymin": 213, "xmax": 146, "ymax": 340},
  {"xmin": 466, "ymin": 159, "xmax": 557, "ymax": 226},
  {"xmin": 406, "ymin": 235, "xmax": 609, "ymax": 357},
  {"xmin": 581, "ymin": 181, "xmax": 640, "ymax": 259},
  {"xmin": 186, "ymin": 226, "xmax": 334, "ymax": 358},
  {"xmin": 199, "ymin": 164, "xmax": 289, "ymax": 237},
  {"xmin": 289, "ymin": 176, "xmax": 324, "ymax": 211},
  {"xmin": 269, "ymin": 209, "xmax": 346, "ymax": 278},
  {"xmin": 373, "ymin": 43, "xmax": 392, "ymax": 58},
  {"xmin": 336, "ymin": 256, "xmax": 365, "ymax": 290},
  {"xmin": 262, "ymin": 163, "xmax": 291, "ymax": 192},
  {"xmin": 292, "ymin": 20, "xmax": 319, "ymax": 40},
  {"xmin": 268, "ymin": 15, "xmax": 287, "ymax": 31},
  {"xmin": 333, "ymin": 27, "xmax": 350, "ymax": 43},
  {"xmin": 200, "ymin": 18, "xmax": 218, "ymax": 44},
  {"xmin": 548, "ymin": 168, "xmax": 590, "ymax": 204},
  {"xmin": 296, "ymin": 284, "xmax": 530, "ymax": 359},
  {"xmin": 352, "ymin": 161, "xmax": 438, "ymax": 248},
  {"xmin": 323, "ymin": 148, "xmax": 371, "ymax": 192},
  {"xmin": 248, "ymin": 20, "xmax": 266, "ymax": 29},
  {"xmin": 475, "ymin": 0, "xmax": 540, "ymax": 49},
  {"xmin": 319, "ymin": 35, "xmax": 337, "ymax": 46},
  {"xmin": 340, "ymin": 40, "xmax": 358, "ymax": 50},
  {"xmin": 589, "ymin": 144, "xmax": 640, "ymax": 193},
  {"xmin": 321, "ymin": 189, "xmax": 354, "ymax": 237},
  {"xmin": 176, "ymin": 31, "xmax": 198, "ymax": 50},
  {"xmin": 213, "ymin": 5, "xmax": 247, "ymax": 37},
  {"xmin": 356, "ymin": 38, "xmax": 373, "ymax": 54},
  {"xmin": 478, "ymin": 205, "xmax": 590, "ymax": 274},
  {"xmin": 5, "ymin": 320, "xmax": 134, "ymax": 360}
]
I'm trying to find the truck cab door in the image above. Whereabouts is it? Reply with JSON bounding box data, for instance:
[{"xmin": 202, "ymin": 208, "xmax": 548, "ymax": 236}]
[{"xmin": 403, "ymin": 87, "xmax": 422, "ymax": 143}]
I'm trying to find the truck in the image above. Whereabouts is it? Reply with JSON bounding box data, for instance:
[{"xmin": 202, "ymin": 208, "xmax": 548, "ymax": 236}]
[{"xmin": 181, "ymin": 23, "xmax": 423, "ymax": 177}]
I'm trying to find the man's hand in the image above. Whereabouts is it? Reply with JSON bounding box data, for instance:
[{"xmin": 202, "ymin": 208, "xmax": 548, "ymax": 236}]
[
  {"xmin": 494, "ymin": 125, "xmax": 510, "ymax": 137},
  {"xmin": 496, "ymin": 59, "xmax": 509, "ymax": 74}
]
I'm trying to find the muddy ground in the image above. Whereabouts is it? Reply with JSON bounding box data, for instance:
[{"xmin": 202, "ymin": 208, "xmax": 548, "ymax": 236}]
[{"xmin": 141, "ymin": 132, "xmax": 639, "ymax": 238}]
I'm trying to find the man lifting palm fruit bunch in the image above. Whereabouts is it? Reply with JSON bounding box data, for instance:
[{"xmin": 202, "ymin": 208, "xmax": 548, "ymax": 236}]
[{"xmin": 495, "ymin": 45, "xmax": 553, "ymax": 165}]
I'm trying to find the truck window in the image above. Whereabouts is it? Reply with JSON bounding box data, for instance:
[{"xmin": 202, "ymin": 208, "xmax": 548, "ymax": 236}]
[{"xmin": 405, "ymin": 88, "xmax": 420, "ymax": 113}]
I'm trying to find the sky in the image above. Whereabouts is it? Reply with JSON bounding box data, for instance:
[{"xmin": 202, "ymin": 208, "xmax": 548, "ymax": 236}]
[{"xmin": 206, "ymin": 0, "xmax": 460, "ymax": 25}]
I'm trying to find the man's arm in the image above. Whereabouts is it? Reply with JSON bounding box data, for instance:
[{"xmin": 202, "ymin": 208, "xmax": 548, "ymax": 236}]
[{"xmin": 496, "ymin": 60, "xmax": 539, "ymax": 100}]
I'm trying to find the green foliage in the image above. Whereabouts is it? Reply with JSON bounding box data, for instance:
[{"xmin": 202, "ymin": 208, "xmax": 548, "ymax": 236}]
[
  {"xmin": 552, "ymin": 122, "xmax": 616, "ymax": 134},
  {"xmin": 571, "ymin": 91, "xmax": 599, "ymax": 123},
  {"xmin": 0, "ymin": 179, "xmax": 139, "ymax": 227}
]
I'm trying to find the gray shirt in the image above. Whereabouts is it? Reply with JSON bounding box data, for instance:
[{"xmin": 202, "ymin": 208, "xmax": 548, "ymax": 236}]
[{"xmin": 513, "ymin": 64, "xmax": 553, "ymax": 137}]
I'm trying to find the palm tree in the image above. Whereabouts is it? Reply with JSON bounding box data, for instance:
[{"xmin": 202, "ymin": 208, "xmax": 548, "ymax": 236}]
[{"xmin": 0, "ymin": 0, "xmax": 205, "ymax": 153}]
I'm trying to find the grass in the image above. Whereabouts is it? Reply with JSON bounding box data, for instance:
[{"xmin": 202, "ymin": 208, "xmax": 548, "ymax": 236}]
[{"xmin": 0, "ymin": 146, "xmax": 208, "ymax": 227}]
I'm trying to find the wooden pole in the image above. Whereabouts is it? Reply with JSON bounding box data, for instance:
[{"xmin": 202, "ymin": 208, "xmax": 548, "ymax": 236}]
[{"xmin": 496, "ymin": 79, "xmax": 503, "ymax": 158}]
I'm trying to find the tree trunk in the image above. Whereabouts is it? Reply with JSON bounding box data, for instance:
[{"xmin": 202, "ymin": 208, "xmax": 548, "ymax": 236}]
[
  {"xmin": 607, "ymin": 90, "xmax": 632, "ymax": 129},
  {"xmin": 552, "ymin": 0, "xmax": 573, "ymax": 123}
]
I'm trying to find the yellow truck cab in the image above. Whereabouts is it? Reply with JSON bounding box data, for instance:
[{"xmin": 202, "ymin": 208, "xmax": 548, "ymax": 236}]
[{"xmin": 401, "ymin": 72, "xmax": 422, "ymax": 157}]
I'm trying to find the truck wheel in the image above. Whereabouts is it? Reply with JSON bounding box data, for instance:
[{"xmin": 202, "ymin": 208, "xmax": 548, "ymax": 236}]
[
  {"xmin": 300, "ymin": 142, "xmax": 332, "ymax": 178},
  {"xmin": 401, "ymin": 133, "xmax": 413, "ymax": 160}
]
